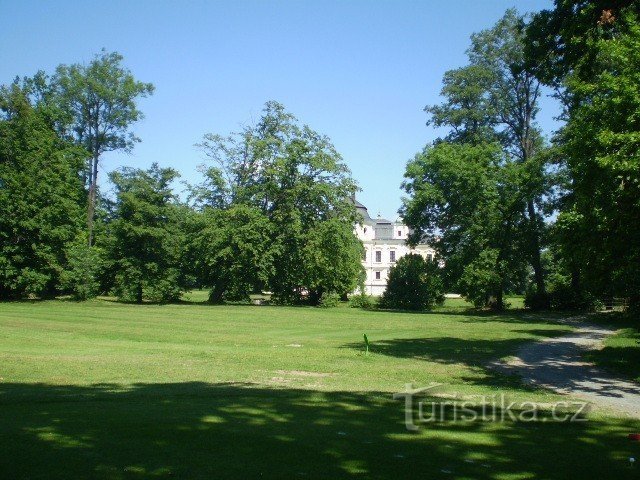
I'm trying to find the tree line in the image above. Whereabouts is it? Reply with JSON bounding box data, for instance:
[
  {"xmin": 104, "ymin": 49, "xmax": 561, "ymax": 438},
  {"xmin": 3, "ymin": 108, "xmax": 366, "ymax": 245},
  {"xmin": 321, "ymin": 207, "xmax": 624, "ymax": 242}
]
[
  {"xmin": 401, "ymin": 1, "xmax": 640, "ymax": 311},
  {"xmin": 2, "ymin": 1, "xmax": 638, "ymax": 311},
  {"xmin": 0, "ymin": 52, "xmax": 364, "ymax": 304}
]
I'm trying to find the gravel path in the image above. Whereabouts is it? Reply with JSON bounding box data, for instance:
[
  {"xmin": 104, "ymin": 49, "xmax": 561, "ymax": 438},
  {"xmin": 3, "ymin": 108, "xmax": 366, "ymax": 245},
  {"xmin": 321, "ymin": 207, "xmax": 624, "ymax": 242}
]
[{"xmin": 492, "ymin": 316, "xmax": 640, "ymax": 418}]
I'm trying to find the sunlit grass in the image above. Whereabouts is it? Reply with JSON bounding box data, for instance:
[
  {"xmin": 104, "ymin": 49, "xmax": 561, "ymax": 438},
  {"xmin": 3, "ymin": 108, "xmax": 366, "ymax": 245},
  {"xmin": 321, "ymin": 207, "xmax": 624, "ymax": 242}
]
[{"xmin": 0, "ymin": 296, "xmax": 638, "ymax": 479}]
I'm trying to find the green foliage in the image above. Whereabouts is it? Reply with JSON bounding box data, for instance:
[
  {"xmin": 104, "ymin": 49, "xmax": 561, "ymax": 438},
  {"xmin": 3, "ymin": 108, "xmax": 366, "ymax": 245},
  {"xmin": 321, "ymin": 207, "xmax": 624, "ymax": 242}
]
[
  {"xmin": 0, "ymin": 85, "xmax": 86, "ymax": 299},
  {"xmin": 525, "ymin": 0, "xmax": 638, "ymax": 86},
  {"xmin": 380, "ymin": 254, "xmax": 444, "ymax": 311},
  {"xmin": 458, "ymin": 249, "xmax": 505, "ymax": 308},
  {"xmin": 402, "ymin": 142, "xmax": 526, "ymax": 309},
  {"xmin": 197, "ymin": 102, "xmax": 363, "ymax": 305},
  {"xmin": 59, "ymin": 235, "xmax": 104, "ymax": 300},
  {"xmin": 425, "ymin": 64, "xmax": 498, "ymax": 144},
  {"xmin": 47, "ymin": 49, "xmax": 154, "ymax": 244},
  {"xmin": 302, "ymin": 218, "xmax": 365, "ymax": 304},
  {"xmin": 408, "ymin": 10, "xmax": 551, "ymax": 308},
  {"xmin": 108, "ymin": 163, "xmax": 185, "ymax": 303},
  {"xmin": 348, "ymin": 293, "xmax": 377, "ymax": 310},
  {"xmin": 50, "ymin": 50, "xmax": 155, "ymax": 157},
  {"xmin": 363, "ymin": 333, "xmax": 370, "ymax": 355},
  {"xmin": 317, "ymin": 292, "xmax": 340, "ymax": 308},
  {"xmin": 187, "ymin": 205, "xmax": 273, "ymax": 303},
  {"xmin": 523, "ymin": 287, "xmax": 551, "ymax": 311},
  {"xmin": 528, "ymin": 2, "xmax": 640, "ymax": 307},
  {"xmin": 526, "ymin": 248, "xmax": 604, "ymax": 312}
]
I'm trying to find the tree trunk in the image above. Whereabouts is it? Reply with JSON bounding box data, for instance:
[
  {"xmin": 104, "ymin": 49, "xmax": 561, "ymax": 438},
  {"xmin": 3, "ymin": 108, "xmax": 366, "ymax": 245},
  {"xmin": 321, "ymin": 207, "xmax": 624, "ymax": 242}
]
[
  {"xmin": 87, "ymin": 152, "xmax": 99, "ymax": 246},
  {"xmin": 628, "ymin": 293, "xmax": 640, "ymax": 313},
  {"xmin": 495, "ymin": 288, "xmax": 504, "ymax": 311},
  {"xmin": 570, "ymin": 265, "xmax": 581, "ymax": 293},
  {"xmin": 136, "ymin": 283, "xmax": 143, "ymax": 304},
  {"xmin": 527, "ymin": 200, "xmax": 546, "ymax": 297},
  {"xmin": 208, "ymin": 280, "xmax": 227, "ymax": 304}
]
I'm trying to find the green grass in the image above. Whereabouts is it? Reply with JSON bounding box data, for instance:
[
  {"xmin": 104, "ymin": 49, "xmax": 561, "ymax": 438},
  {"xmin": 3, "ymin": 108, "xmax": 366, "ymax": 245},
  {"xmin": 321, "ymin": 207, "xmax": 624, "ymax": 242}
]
[
  {"xmin": 1, "ymin": 296, "xmax": 639, "ymax": 479},
  {"xmin": 586, "ymin": 314, "xmax": 640, "ymax": 384}
]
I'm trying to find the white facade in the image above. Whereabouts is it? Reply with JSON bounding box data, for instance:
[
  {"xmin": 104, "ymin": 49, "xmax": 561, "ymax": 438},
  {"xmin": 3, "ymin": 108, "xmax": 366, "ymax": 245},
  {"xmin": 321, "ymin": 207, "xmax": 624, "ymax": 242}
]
[{"xmin": 354, "ymin": 200, "xmax": 435, "ymax": 296}]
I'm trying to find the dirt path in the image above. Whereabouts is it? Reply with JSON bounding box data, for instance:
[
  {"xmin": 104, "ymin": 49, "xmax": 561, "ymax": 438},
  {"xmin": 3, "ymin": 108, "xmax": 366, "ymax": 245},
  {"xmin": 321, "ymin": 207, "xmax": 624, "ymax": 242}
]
[{"xmin": 492, "ymin": 316, "xmax": 640, "ymax": 418}]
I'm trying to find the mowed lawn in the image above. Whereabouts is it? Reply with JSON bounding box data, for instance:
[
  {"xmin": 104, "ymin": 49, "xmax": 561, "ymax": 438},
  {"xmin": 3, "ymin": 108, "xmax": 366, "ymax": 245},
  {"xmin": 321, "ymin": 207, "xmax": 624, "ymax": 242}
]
[
  {"xmin": 1, "ymin": 298, "xmax": 639, "ymax": 479},
  {"xmin": 586, "ymin": 314, "xmax": 640, "ymax": 385}
]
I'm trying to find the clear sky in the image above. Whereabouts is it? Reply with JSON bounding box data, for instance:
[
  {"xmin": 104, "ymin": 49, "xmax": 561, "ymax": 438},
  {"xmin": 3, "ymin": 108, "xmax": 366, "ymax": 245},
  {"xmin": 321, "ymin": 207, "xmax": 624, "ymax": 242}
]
[{"xmin": 1, "ymin": 0, "xmax": 558, "ymax": 219}]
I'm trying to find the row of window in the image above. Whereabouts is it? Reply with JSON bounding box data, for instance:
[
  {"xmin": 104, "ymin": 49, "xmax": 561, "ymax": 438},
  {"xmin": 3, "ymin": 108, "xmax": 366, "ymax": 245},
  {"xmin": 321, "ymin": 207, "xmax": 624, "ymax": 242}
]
[
  {"xmin": 363, "ymin": 228, "xmax": 405, "ymax": 237},
  {"xmin": 363, "ymin": 250, "xmax": 434, "ymax": 263},
  {"xmin": 363, "ymin": 250, "xmax": 395, "ymax": 262}
]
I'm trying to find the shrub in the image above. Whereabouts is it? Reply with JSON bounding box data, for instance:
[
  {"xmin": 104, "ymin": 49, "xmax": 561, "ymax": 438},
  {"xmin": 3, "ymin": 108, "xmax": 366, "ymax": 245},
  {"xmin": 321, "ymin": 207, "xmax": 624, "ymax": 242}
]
[
  {"xmin": 549, "ymin": 286, "xmax": 603, "ymax": 312},
  {"xmin": 531, "ymin": 273, "xmax": 606, "ymax": 312},
  {"xmin": 348, "ymin": 293, "xmax": 377, "ymax": 309},
  {"xmin": 318, "ymin": 291, "xmax": 341, "ymax": 308},
  {"xmin": 457, "ymin": 249, "xmax": 502, "ymax": 308},
  {"xmin": 380, "ymin": 254, "xmax": 444, "ymax": 311},
  {"xmin": 524, "ymin": 286, "xmax": 551, "ymax": 311},
  {"xmin": 59, "ymin": 238, "xmax": 104, "ymax": 300}
]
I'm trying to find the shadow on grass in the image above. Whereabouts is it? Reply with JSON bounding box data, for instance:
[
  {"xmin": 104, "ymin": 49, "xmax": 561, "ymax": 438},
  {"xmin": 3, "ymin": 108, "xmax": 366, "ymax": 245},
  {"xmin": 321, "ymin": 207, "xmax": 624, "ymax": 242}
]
[
  {"xmin": 341, "ymin": 330, "xmax": 575, "ymax": 391},
  {"xmin": 343, "ymin": 337, "xmax": 534, "ymax": 366},
  {"xmin": 585, "ymin": 328, "xmax": 640, "ymax": 384},
  {"xmin": 371, "ymin": 307, "xmax": 575, "ymax": 327},
  {"xmin": 1, "ymin": 382, "xmax": 639, "ymax": 479},
  {"xmin": 342, "ymin": 327, "xmax": 570, "ymax": 368}
]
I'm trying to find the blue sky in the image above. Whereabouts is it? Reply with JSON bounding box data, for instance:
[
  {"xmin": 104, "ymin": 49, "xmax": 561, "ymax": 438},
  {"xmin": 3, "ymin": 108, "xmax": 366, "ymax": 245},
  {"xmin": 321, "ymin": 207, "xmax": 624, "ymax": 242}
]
[{"xmin": 1, "ymin": 0, "xmax": 558, "ymax": 219}]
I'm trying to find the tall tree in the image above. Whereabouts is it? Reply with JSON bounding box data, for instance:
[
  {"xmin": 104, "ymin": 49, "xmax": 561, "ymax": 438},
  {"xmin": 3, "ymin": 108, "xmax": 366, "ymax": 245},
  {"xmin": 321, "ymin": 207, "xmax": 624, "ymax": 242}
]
[
  {"xmin": 187, "ymin": 205, "xmax": 273, "ymax": 303},
  {"xmin": 402, "ymin": 142, "xmax": 526, "ymax": 309},
  {"xmin": 51, "ymin": 50, "xmax": 154, "ymax": 246},
  {"xmin": 425, "ymin": 9, "xmax": 549, "ymax": 301},
  {"xmin": 0, "ymin": 84, "xmax": 86, "ymax": 298},
  {"xmin": 528, "ymin": 1, "xmax": 640, "ymax": 307},
  {"xmin": 108, "ymin": 163, "xmax": 185, "ymax": 303},
  {"xmin": 197, "ymin": 101, "xmax": 362, "ymax": 304}
]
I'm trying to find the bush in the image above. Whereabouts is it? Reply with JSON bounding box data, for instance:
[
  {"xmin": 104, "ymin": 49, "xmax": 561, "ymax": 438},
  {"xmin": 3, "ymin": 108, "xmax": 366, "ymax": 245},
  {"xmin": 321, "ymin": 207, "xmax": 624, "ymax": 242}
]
[
  {"xmin": 380, "ymin": 254, "xmax": 444, "ymax": 311},
  {"xmin": 59, "ymin": 237, "xmax": 104, "ymax": 300},
  {"xmin": 549, "ymin": 285, "xmax": 603, "ymax": 312},
  {"xmin": 348, "ymin": 293, "xmax": 377, "ymax": 310},
  {"xmin": 524, "ymin": 286, "xmax": 551, "ymax": 310},
  {"xmin": 318, "ymin": 292, "xmax": 341, "ymax": 308},
  {"xmin": 144, "ymin": 269, "xmax": 183, "ymax": 303},
  {"xmin": 457, "ymin": 249, "xmax": 503, "ymax": 308},
  {"xmin": 528, "ymin": 274, "xmax": 605, "ymax": 312}
]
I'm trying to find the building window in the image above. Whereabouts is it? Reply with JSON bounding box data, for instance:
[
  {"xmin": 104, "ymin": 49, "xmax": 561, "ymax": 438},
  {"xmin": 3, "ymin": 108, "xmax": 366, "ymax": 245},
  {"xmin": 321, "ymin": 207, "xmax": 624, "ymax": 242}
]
[
  {"xmin": 362, "ymin": 249, "xmax": 367, "ymax": 261},
  {"xmin": 375, "ymin": 251, "xmax": 382, "ymax": 263},
  {"xmin": 397, "ymin": 230, "xmax": 402, "ymax": 237},
  {"xmin": 375, "ymin": 271, "xmax": 381, "ymax": 280},
  {"xmin": 390, "ymin": 250, "xmax": 396, "ymax": 263},
  {"xmin": 426, "ymin": 253, "xmax": 434, "ymax": 262}
]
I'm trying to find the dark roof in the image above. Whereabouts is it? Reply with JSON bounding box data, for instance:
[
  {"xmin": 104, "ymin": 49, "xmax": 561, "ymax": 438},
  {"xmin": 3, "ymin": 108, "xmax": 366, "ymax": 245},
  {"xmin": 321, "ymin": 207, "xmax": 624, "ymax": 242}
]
[{"xmin": 352, "ymin": 197, "xmax": 372, "ymax": 222}]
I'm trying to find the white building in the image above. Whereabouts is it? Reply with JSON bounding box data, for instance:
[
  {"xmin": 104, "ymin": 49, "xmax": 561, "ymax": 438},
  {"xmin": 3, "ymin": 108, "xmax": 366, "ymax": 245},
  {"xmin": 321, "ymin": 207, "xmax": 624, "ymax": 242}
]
[{"xmin": 354, "ymin": 200, "xmax": 435, "ymax": 296}]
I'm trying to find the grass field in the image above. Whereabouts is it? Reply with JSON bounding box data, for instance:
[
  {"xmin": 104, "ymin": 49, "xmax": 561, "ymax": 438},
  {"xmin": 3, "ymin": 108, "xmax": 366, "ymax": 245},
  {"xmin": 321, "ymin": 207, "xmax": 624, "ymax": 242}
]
[
  {"xmin": 1, "ymin": 296, "xmax": 639, "ymax": 479},
  {"xmin": 586, "ymin": 313, "xmax": 640, "ymax": 384}
]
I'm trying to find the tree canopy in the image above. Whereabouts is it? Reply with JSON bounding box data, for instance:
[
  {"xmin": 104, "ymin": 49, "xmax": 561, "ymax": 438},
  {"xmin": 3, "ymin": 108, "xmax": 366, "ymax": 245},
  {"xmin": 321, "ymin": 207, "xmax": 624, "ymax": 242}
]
[
  {"xmin": 0, "ymin": 84, "xmax": 86, "ymax": 299},
  {"xmin": 405, "ymin": 10, "xmax": 547, "ymax": 309},
  {"xmin": 195, "ymin": 101, "xmax": 363, "ymax": 304}
]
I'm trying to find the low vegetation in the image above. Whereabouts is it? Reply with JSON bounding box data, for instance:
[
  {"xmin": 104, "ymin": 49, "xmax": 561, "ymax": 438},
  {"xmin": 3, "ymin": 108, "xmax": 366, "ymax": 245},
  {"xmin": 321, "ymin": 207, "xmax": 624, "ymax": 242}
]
[
  {"xmin": 1, "ymin": 298, "xmax": 639, "ymax": 478},
  {"xmin": 586, "ymin": 314, "xmax": 640, "ymax": 384},
  {"xmin": 379, "ymin": 254, "xmax": 444, "ymax": 311}
]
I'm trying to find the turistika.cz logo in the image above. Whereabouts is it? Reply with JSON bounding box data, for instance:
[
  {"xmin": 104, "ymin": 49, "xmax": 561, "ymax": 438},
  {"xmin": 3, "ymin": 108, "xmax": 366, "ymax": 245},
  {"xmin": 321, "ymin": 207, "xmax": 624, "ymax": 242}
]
[{"xmin": 393, "ymin": 383, "xmax": 590, "ymax": 431}]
